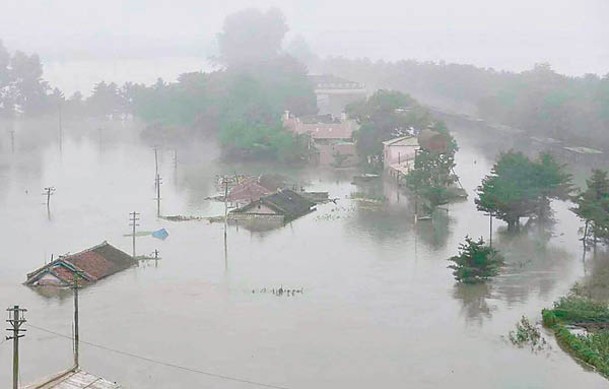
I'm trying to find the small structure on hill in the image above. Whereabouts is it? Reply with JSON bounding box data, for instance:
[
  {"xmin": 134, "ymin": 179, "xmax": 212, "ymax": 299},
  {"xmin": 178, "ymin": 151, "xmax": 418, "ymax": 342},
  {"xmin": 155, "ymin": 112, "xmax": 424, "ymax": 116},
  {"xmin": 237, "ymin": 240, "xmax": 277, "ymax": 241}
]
[
  {"xmin": 25, "ymin": 242, "xmax": 136, "ymax": 288},
  {"xmin": 308, "ymin": 74, "xmax": 367, "ymax": 116},
  {"xmin": 231, "ymin": 189, "xmax": 316, "ymax": 224},
  {"xmin": 383, "ymin": 135, "xmax": 419, "ymax": 177}
]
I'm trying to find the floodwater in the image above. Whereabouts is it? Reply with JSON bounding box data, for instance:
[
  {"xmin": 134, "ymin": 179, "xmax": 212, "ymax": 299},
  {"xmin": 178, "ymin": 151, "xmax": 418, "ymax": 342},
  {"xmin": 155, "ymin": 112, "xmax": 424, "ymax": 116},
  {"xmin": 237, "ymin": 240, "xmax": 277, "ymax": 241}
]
[{"xmin": 0, "ymin": 116, "xmax": 608, "ymax": 389}]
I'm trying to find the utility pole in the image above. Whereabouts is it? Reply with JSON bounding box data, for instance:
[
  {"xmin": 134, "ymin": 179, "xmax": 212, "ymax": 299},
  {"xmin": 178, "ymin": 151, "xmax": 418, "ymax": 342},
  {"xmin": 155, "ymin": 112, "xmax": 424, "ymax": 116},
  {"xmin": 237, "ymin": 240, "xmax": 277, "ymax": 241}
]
[
  {"xmin": 153, "ymin": 249, "xmax": 160, "ymax": 268},
  {"xmin": 173, "ymin": 149, "xmax": 178, "ymax": 185},
  {"xmin": 129, "ymin": 211, "xmax": 140, "ymax": 258},
  {"xmin": 6, "ymin": 305, "xmax": 27, "ymax": 389},
  {"xmin": 72, "ymin": 271, "xmax": 84, "ymax": 369},
  {"xmin": 155, "ymin": 174, "xmax": 162, "ymax": 217},
  {"xmin": 153, "ymin": 146, "xmax": 159, "ymax": 178},
  {"xmin": 221, "ymin": 176, "xmax": 235, "ymax": 271},
  {"xmin": 43, "ymin": 186, "xmax": 56, "ymax": 218}
]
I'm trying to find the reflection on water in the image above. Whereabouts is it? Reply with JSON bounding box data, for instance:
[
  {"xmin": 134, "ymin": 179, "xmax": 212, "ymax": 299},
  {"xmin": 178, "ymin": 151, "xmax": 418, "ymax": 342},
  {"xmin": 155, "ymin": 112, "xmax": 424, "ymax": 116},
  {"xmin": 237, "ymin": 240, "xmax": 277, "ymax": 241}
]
[
  {"xmin": 453, "ymin": 283, "xmax": 495, "ymax": 324},
  {"xmin": 0, "ymin": 117, "xmax": 607, "ymax": 388}
]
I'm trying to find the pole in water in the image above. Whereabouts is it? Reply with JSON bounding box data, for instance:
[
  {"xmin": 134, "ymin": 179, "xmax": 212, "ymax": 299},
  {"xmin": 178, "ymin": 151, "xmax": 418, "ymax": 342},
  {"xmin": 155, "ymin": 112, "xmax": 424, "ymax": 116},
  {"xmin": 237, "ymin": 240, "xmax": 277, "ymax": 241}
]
[
  {"xmin": 155, "ymin": 174, "xmax": 162, "ymax": 217},
  {"xmin": 129, "ymin": 211, "xmax": 140, "ymax": 258},
  {"xmin": 43, "ymin": 186, "xmax": 56, "ymax": 218},
  {"xmin": 6, "ymin": 305, "xmax": 27, "ymax": 389},
  {"xmin": 72, "ymin": 272, "xmax": 84, "ymax": 368}
]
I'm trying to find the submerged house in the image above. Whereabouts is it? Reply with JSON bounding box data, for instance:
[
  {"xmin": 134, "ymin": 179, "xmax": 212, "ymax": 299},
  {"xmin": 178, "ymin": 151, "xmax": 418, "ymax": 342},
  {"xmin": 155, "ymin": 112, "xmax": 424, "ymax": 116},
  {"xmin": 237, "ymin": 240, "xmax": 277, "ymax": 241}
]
[
  {"xmin": 382, "ymin": 135, "xmax": 420, "ymax": 177},
  {"xmin": 25, "ymin": 241, "xmax": 136, "ymax": 288},
  {"xmin": 283, "ymin": 112, "xmax": 358, "ymax": 167},
  {"xmin": 231, "ymin": 189, "xmax": 316, "ymax": 224},
  {"xmin": 227, "ymin": 178, "xmax": 275, "ymax": 207}
]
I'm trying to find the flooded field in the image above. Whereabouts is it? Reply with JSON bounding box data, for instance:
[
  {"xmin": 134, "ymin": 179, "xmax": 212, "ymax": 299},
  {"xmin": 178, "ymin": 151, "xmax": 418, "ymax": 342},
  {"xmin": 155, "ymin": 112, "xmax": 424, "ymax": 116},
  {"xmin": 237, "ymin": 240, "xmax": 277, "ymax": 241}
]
[{"xmin": 1, "ymin": 117, "xmax": 608, "ymax": 388}]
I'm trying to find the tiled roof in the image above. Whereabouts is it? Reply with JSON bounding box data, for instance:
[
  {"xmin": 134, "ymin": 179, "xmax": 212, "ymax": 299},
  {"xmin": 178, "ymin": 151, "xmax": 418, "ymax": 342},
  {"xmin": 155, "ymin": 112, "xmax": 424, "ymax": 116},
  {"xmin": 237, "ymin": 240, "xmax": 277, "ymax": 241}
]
[
  {"xmin": 26, "ymin": 242, "xmax": 135, "ymax": 287},
  {"xmin": 227, "ymin": 179, "xmax": 273, "ymax": 203}
]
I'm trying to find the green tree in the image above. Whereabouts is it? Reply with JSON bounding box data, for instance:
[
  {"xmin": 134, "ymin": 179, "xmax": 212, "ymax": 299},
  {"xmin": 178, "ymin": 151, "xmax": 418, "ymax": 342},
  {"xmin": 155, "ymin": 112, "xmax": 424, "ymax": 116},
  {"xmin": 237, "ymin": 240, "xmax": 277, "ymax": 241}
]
[
  {"xmin": 476, "ymin": 151, "xmax": 570, "ymax": 232},
  {"xmin": 0, "ymin": 40, "xmax": 11, "ymax": 116},
  {"xmin": 405, "ymin": 132, "xmax": 458, "ymax": 212},
  {"xmin": 476, "ymin": 151, "xmax": 540, "ymax": 232},
  {"xmin": 10, "ymin": 51, "xmax": 49, "ymax": 115},
  {"xmin": 572, "ymin": 170, "xmax": 609, "ymax": 247},
  {"xmin": 533, "ymin": 152, "xmax": 572, "ymax": 223},
  {"xmin": 448, "ymin": 236, "xmax": 504, "ymax": 284},
  {"xmin": 346, "ymin": 90, "xmax": 432, "ymax": 162}
]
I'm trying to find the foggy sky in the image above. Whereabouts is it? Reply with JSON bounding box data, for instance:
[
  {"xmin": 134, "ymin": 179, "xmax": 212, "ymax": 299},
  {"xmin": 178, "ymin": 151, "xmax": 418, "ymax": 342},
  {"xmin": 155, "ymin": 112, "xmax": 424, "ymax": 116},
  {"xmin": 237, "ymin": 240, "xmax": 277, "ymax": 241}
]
[{"xmin": 1, "ymin": 0, "xmax": 607, "ymax": 77}]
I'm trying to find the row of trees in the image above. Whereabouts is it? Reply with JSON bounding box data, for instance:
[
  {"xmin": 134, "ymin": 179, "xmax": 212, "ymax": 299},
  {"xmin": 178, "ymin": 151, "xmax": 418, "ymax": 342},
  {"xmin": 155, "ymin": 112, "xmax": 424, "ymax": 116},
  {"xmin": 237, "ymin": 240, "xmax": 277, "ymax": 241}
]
[{"xmin": 320, "ymin": 58, "xmax": 609, "ymax": 149}]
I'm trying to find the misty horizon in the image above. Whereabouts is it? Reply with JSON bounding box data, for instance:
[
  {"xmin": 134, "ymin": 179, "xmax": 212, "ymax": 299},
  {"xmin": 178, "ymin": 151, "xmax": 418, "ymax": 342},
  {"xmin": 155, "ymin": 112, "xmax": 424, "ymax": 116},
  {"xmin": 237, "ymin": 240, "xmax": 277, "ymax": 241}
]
[{"xmin": 0, "ymin": 0, "xmax": 607, "ymax": 94}]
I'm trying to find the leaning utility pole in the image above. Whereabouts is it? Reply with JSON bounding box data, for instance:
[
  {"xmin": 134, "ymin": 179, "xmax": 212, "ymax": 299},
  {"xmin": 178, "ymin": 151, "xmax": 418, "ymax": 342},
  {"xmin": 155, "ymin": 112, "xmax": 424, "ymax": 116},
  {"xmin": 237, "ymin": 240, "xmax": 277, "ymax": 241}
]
[
  {"xmin": 6, "ymin": 305, "xmax": 27, "ymax": 389},
  {"xmin": 129, "ymin": 211, "xmax": 140, "ymax": 258}
]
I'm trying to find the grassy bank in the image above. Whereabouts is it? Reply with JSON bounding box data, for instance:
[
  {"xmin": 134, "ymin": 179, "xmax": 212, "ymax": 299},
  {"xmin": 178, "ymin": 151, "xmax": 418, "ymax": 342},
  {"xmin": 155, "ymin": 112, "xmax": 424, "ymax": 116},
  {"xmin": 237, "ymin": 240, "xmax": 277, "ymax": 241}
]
[{"xmin": 542, "ymin": 295, "xmax": 609, "ymax": 378}]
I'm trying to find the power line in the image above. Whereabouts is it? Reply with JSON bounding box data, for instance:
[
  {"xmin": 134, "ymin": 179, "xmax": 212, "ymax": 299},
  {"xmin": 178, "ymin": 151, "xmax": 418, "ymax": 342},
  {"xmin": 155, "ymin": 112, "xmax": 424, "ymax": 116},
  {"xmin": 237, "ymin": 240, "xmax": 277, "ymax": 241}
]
[{"xmin": 27, "ymin": 323, "xmax": 289, "ymax": 389}]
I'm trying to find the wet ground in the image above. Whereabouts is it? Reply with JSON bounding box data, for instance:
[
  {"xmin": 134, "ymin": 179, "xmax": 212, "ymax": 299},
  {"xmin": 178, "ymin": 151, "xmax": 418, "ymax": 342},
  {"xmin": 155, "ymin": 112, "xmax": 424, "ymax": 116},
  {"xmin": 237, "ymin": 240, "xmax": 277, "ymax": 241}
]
[{"xmin": 0, "ymin": 117, "xmax": 608, "ymax": 388}]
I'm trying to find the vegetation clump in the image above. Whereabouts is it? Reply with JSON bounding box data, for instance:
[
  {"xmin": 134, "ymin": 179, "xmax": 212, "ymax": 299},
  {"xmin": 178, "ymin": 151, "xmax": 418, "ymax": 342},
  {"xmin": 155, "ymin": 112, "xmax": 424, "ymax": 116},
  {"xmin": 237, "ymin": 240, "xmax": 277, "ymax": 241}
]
[
  {"xmin": 448, "ymin": 236, "xmax": 504, "ymax": 283},
  {"xmin": 508, "ymin": 316, "xmax": 549, "ymax": 352}
]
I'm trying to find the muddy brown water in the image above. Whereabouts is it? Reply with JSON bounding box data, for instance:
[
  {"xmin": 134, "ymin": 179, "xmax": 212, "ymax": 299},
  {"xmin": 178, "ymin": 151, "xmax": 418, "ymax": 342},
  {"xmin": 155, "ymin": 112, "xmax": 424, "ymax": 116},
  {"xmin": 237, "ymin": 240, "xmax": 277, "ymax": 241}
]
[{"xmin": 0, "ymin": 117, "xmax": 608, "ymax": 388}]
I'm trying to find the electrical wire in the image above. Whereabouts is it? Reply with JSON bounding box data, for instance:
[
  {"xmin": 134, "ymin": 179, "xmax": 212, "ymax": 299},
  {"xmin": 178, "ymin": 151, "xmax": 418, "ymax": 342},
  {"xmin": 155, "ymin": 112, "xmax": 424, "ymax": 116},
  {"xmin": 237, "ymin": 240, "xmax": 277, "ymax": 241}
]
[{"xmin": 27, "ymin": 323, "xmax": 289, "ymax": 389}]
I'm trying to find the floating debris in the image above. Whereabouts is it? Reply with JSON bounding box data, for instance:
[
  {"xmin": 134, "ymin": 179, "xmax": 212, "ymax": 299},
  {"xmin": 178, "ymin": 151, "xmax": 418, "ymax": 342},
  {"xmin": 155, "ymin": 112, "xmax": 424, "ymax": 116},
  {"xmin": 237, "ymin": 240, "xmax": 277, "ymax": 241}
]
[{"xmin": 251, "ymin": 287, "xmax": 304, "ymax": 297}]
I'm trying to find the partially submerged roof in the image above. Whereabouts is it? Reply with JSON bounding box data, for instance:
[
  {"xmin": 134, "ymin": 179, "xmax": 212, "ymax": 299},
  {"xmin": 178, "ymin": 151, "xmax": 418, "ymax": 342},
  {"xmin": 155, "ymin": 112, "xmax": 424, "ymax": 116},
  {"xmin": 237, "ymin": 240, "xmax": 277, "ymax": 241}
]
[
  {"xmin": 227, "ymin": 178, "xmax": 273, "ymax": 203},
  {"xmin": 382, "ymin": 136, "xmax": 419, "ymax": 147},
  {"xmin": 233, "ymin": 189, "xmax": 315, "ymax": 220},
  {"xmin": 26, "ymin": 242, "xmax": 136, "ymax": 288},
  {"xmin": 25, "ymin": 369, "xmax": 122, "ymax": 389}
]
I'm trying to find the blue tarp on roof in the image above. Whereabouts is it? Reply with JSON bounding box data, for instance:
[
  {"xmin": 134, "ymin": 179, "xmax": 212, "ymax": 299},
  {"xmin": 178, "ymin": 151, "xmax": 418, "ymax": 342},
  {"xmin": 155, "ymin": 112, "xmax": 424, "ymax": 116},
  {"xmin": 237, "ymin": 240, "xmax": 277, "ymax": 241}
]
[{"xmin": 151, "ymin": 228, "xmax": 169, "ymax": 240}]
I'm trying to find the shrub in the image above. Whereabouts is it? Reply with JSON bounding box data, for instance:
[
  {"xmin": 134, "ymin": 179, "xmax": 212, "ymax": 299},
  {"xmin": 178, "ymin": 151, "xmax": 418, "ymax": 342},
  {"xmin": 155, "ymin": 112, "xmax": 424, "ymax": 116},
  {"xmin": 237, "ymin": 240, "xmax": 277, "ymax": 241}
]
[{"xmin": 448, "ymin": 236, "xmax": 504, "ymax": 283}]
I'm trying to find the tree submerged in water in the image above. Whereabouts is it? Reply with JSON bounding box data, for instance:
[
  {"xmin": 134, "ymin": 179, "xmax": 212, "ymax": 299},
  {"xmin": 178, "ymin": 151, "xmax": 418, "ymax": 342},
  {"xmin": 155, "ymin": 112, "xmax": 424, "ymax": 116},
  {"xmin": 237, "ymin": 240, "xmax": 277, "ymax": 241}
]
[{"xmin": 448, "ymin": 236, "xmax": 504, "ymax": 283}]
